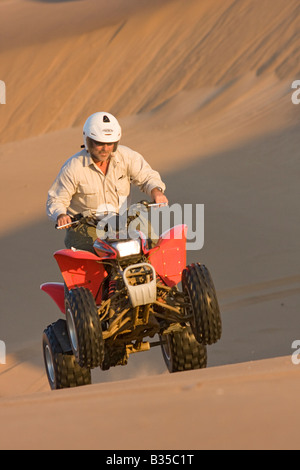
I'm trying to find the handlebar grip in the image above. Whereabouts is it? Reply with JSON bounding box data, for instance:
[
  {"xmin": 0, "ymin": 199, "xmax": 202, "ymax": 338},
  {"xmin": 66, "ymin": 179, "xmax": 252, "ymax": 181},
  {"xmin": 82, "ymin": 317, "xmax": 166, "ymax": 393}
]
[
  {"xmin": 55, "ymin": 220, "xmax": 77, "ymax": 230},
  {"xmin": 55, "ymin": 215, "xmax": 77, "ymax": 230}
]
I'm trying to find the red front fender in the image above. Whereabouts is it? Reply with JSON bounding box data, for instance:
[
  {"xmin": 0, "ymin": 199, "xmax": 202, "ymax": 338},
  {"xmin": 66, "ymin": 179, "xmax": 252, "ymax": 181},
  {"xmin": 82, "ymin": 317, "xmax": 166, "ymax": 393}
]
[
  {"xmin": 148, "ymin": 224, "xmax": 187, "ymax": 287},
  {"xmin": 40, "ymin": 282, "xmax": 65, "ymax": 314},
  {"xmin": 53, "ymin": 249, "xmax": 107, "ymax": 303}
]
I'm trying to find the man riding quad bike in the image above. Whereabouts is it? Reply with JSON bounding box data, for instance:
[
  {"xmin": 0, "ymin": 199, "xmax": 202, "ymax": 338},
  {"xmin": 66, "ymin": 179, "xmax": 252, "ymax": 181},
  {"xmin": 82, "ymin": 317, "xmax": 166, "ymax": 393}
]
[
  {"xmin": 41, "ymin": 202, "xmax": 222, "ymax": 389},
  {"xmin": 41, "ymin": 112, "xmax": 222, "ymax": 389}
]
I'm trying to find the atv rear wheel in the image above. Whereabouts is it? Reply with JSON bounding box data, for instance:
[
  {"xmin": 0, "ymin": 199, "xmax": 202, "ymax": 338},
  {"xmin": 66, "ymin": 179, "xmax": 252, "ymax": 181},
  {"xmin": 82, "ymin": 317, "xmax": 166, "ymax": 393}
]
[
  {"xmin": 43, "ymin": 321, "xmax": 91, "ymax": 390},
  {"xmin": 160, "ymin": 326, "xmax": 207, "ymax": 373},
  {"xmin": 65, "ymin": 287, "xmax": 105, "ymax": 369},
  {"xmin": 182, "ymin": 263, "xmax": 222, "ymax": 345}
]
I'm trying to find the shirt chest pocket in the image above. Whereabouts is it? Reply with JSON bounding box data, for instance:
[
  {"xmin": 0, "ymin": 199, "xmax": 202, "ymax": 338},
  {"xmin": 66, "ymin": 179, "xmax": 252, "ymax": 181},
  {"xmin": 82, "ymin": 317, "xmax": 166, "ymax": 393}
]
[
  {"xmin": 78, "ymin": 182, "xmax": 99, "ymax": 195},
  {"xmin": 115, "ymin": 174, "xmax": 130, "ymax": 196},
  {"xmin": 77, "ymin": 183, "xmax": 100, "ymax": 208}
]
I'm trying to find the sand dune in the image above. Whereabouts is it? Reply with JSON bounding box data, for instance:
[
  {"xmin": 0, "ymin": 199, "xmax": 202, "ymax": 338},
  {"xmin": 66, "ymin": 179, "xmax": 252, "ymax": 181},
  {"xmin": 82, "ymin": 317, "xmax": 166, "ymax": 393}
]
[
  {"xmin": 1, "ymin": 355, "xmax": 300, "ymax": 450},
  {"xmin": 0, "ymin": 0, "xmax": 299, "ymax": 142},
  {"xmin": 0, "ymin": 0, "xmax": 299, "ymax": 450}
]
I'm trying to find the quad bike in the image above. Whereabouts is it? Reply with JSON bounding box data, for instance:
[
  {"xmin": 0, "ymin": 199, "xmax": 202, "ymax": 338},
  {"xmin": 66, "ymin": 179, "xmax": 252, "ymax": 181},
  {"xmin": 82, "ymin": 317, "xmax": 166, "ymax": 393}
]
[{"xmin": 41, "ymin": 201, "xmax": 222, "ymax": 390}]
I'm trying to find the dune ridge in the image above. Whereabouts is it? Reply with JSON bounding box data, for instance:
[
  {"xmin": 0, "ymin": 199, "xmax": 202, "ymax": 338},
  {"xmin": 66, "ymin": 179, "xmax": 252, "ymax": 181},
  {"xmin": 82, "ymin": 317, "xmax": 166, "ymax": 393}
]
[{"xmin": 0, "ymin": 0, "xmax": 299, "ymax": 143}]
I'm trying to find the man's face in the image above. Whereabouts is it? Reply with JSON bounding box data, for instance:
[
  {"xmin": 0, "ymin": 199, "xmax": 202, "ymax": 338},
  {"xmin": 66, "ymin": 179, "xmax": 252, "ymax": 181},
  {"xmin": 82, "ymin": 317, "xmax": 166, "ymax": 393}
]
[{"xmin": 90, "ymin": 140, "xmax": 115, "ymax": 162}]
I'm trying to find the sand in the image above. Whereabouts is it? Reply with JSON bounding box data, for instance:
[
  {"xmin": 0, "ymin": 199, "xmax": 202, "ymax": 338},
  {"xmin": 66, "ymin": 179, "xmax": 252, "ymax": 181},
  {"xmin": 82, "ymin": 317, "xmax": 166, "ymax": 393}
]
[{"xmin": 0, "ymin": 0, "xmax": 299, "ymax": 450}]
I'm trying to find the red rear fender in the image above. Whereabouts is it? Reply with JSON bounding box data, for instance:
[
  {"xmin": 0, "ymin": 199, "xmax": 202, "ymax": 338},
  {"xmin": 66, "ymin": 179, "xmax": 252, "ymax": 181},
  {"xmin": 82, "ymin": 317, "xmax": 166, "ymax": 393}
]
[{"xmin": 40, "ymin": 282, "xmax": 65, "ymax": 314}]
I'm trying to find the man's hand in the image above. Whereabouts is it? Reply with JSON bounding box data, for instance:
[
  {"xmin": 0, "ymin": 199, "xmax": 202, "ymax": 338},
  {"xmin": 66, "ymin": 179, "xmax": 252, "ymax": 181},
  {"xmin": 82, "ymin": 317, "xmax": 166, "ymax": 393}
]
[
  {"xmin": 151, "ymin": 187, "xmax": 168, "ymax": 205},
  {"xmin": 56, "ymin": 214, "xmax": 73, "ymax": 229}
]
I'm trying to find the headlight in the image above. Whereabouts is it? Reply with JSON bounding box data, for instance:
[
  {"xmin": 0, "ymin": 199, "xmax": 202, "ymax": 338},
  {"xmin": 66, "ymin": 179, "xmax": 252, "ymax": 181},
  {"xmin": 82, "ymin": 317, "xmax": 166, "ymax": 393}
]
[{"xmin": 112, "ymin": 240, "xmax": 141, "ymax": 258}]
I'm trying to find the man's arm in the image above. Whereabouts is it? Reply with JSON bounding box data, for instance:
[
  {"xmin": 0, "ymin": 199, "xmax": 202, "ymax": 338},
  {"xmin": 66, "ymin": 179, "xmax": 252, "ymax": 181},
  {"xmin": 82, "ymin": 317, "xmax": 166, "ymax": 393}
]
[
  {"xmin": 125, "ymin": 147, "xmax": 168, "ymax": 203},
  {"xmin": 46, "ymin": 162, "xmax": 77, "ymax": 226},
  {"xmin": 151, "ymin": 187, "xmax": 168, "ymax": 205}
]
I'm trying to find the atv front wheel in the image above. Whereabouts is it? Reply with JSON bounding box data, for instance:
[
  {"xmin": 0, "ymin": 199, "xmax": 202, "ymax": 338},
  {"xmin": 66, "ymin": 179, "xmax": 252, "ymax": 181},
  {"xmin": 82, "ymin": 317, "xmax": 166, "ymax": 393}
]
[
  {"xmin": 182, "ymin": 263, "xmax": 222, "ymax": 345},
  {"xmin": 43, "ymin": 321, "xmax": 91, "ymax": 390},
  {"xmin": 160, "ymin": 326, "xmax": 207, "ymax": 373},
  {"xmin": 65, "ymin": 287, "xmax": 105, "ymax": 369}
]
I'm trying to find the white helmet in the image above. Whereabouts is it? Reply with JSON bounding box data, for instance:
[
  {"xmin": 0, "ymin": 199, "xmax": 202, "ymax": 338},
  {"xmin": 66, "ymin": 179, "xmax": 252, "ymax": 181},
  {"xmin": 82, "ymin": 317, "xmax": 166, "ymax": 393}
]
[{"xmin": 83, "ymin": 112, "xmax": 122, "ymax": 150}]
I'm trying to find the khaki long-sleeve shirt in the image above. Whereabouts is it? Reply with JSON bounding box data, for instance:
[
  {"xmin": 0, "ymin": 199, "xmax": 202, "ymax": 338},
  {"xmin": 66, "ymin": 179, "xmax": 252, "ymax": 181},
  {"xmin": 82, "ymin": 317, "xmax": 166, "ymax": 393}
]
[{"xmin": 46, "ymin": 145, "xmax": 166, "ymax": 222}]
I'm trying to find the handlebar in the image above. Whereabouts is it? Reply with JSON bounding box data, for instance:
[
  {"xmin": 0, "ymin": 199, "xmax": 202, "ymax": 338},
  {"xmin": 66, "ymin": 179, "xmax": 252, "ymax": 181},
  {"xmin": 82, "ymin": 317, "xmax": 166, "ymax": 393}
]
[
  {"xmin": 55, "ymin": 201, "xmax": 168, "ymax": 230},
  {"xmin": 55, "ymin": 220, "xmax": 80, "ymax": 230},
  {"xmin": 139, "ymin": 201, "xmax": 168, "ymax": 209}
]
